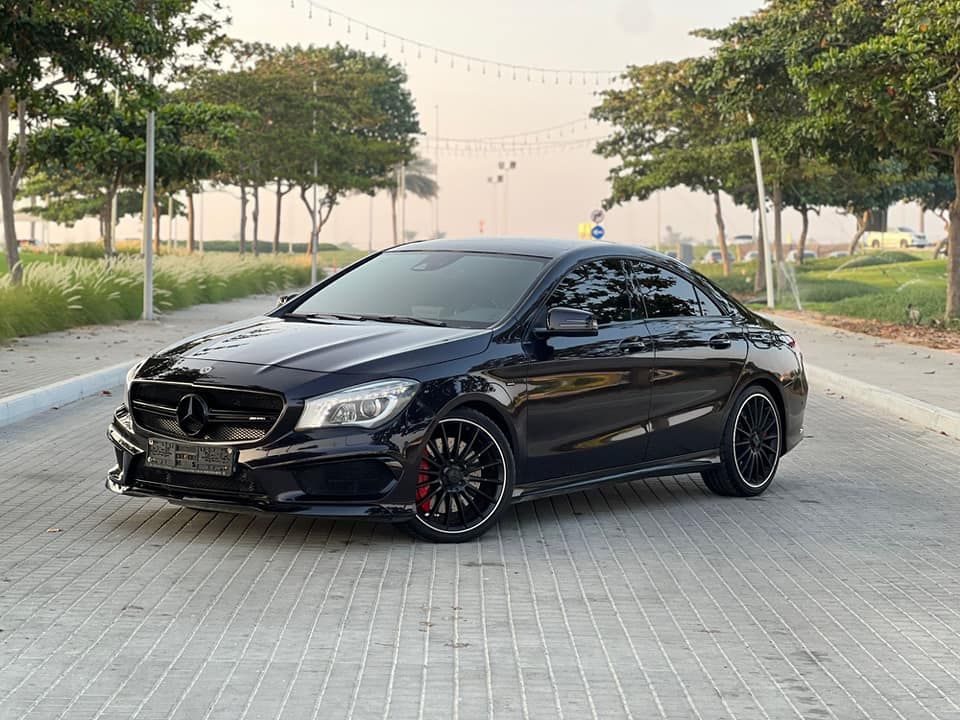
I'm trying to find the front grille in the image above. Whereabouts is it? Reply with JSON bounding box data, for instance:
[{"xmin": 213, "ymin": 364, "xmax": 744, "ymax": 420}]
[
  {"xmin": 130, "ymin": 382, "xmax": 284, "ymax": 444},
  {"xmin": 137, "ymin": 467, "xmax": 262, "ymax": 497}
]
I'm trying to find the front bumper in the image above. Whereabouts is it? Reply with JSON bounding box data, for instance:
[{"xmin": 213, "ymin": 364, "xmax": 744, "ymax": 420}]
[{"xmin": 106, "ymin": 406, "xmax": 417, "ymax": 521}]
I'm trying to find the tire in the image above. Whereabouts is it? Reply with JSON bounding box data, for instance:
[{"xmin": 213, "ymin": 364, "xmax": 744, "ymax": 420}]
[
  {"xmin": 702, "ymin": 385, "xmax": 783, "ymax": 497},
  {"xmin": 403, "ymin": 408, "xmax": 515, "ymax": 543}
]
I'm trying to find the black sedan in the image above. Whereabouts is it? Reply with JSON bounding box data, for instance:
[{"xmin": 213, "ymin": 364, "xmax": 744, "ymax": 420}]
[{"xmin": 106, "ymin": 237, "xmax": 807, "ymax": 542}]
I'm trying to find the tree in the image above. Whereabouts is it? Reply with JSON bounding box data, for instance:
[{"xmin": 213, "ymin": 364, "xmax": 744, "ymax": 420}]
[
  {"xmin": 389, "ymin": 156, "xmax": 438, "ymax": 245},
  {"xmin": 0, "ymin": 0, "xmax": 225, "ymax": 282},
  {"xmin": 593, "ymin": 59, "xmax": 753, "ymax": 277},
  {"xmin": 781, "ymin": 0, "xmax": 960, "ymax": 318},
  {"xmin": 258, "ymin": 45, "xmax": 419, "ymax": 258},
  {"xmin": 23, "ymin": 92, "xmax": 241, "ymax": 255}
]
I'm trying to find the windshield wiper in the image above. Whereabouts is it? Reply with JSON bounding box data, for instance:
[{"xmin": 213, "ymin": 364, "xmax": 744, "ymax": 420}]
[
  {"xmin": 363, "ymin": 314, "xmax": 448, "ymax": 327},
  {"xmin": 283, "ymin": 312, "xmax": 366, "ymax": 322}
]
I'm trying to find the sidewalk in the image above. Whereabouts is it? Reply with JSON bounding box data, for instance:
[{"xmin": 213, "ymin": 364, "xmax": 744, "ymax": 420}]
[
  {"xmin": 765, "ymin": 313, "xmax": 960, "ymax": 415},
  {"xmin": 0, "ymin": 293, "xmax": 286, "ymax": 399}
]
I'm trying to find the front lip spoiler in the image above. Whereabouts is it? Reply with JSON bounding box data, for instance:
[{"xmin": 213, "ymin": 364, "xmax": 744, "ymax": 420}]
[{"xmin": 105, "ymin": 467, "xmax": 415, "ymax": 521}]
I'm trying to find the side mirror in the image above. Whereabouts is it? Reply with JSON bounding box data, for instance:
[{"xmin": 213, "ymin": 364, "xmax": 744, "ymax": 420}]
[
  {"xmin": 536, "ymin": 307, "xmax": 599, "ymax": 338},
  {"xmin": 276, "ymin": 293, "xmax": 299, "ymax": 308}
]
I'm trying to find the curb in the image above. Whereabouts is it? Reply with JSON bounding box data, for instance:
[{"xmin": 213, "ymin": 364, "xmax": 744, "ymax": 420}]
[
  {"xmin": 806, "ymin": 363, "xmax": 960, "ymax": 440},
  {"xmin": 0, "ymin": 360, "xmax": 135, "ymax": 428}
]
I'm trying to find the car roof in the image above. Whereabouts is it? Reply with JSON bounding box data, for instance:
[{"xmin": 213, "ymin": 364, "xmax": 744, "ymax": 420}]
[{"xmin": 385, "ymin": 236, "xmax": 668, "ymax": 263}]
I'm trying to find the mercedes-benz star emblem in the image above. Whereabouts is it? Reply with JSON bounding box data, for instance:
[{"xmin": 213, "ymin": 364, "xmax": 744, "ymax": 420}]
[{"xmin": 176, "ymin": 393, "xmax": 209, "ymax": 437}]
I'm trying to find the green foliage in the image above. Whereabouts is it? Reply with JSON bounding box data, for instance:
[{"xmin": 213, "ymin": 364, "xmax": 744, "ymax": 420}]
[
  {"xmin": 0, "ymin": 255, "xmax": 310, "ymax": 341},
  {"xmin": 838, "ymin": 251, "xmax": 920, "ymax": 269}
]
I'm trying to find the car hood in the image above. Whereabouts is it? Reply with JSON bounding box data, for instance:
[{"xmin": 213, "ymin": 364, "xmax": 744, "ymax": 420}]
[{"xmin": 146, "ymin": 315, "xmax": 492, "ymax": 375}]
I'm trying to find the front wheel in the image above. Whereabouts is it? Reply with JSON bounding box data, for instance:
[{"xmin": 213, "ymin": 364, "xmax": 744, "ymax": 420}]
[
  {"xmin": 702, "ymin": 386, "xmax": 782, "ymax": 497},
  {"xmin": 403, "ymin": 408, "xmax": 515, "ymax": 543}
]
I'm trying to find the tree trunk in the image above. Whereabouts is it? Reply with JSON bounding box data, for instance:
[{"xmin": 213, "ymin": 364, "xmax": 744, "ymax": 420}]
[
  {"xmin": 946, "ymin": 150, "xmax": 960, "ymax": 319},
  {"xmin": 390, "ymin": 189, "xmax": 399, "ymax": 246},
  {"xmin": 154, "ymin": 201, "xmax": 161, "ymax": 254},
  {"xmin": 299, "ymin": 185, "xmax": 318, "ymax": 256},
  {"xmin": 798, "ymin": 207, "xmax": 810, "ymax": 264},
  {"xmin": 712, "ymin": 190, "xmax": 730, "ymax": 277},
  {"xmin": 849, "ymin": 210, "xmax": 869, "ymax": 255},
  {"xmin": 239, "ymin": 184, "xmax": 248, "ymax": 255},
  {"xmin": 187, "ymin": 192, "xmax": 196, "ymax": 254},
  {"xmin": 754, "ymin": 220, "xmax": 766, "ymax": 293},
  {"xmin": 0, "ymin": 89, "xmax": 23, "ymax": 284},
  {"xmin": 252, "ymin": 185, "xmax": 260, "ymax": 257},
  {"xmin": 273, "ymin": 179, "xmax": 283, "ymax": 253},
  {"xmin": 772, "ymin": 180, "xmax": 784, "ymax": 263}
]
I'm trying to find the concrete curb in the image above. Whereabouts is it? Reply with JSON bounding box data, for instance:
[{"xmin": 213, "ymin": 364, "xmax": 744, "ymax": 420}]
[
  {"xmin": 806, "ymin": 362, "xmax": 960, "ymax": 440},
  {"xmin": 0, "ymin": 360, "xmax": 135, "ymax": 428}
]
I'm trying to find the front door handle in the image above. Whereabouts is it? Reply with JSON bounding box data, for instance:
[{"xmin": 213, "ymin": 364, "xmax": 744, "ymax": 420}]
[
  {"xmin": 619, "ymin": 336, "xmax": 648, "ymax": 354},
  {"xmin": 709, "ymin": 333, "xmax": 732, "ymax": 349}
]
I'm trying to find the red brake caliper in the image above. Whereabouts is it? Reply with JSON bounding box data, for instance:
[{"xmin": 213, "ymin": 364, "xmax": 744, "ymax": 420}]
[{"xmin": 416, "ymin": 459, "xmax": 432, "ymax": 513}]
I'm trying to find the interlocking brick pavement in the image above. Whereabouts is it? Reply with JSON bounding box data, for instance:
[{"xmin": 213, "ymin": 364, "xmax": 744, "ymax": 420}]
[{"xmin": 0, "ymin": 390, "xmax": 959, "ymax": 719}]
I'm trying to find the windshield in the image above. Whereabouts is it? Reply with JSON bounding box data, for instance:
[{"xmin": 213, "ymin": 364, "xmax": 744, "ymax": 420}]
[{"xmin": 289, "ymin": 250, "xmax": 549, "ymax": 328}]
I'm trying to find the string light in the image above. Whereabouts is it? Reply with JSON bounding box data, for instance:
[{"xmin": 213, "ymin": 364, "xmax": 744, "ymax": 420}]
[{"xmin": 301, "ymin": 0, "xmax": 622, "ymax": 82}]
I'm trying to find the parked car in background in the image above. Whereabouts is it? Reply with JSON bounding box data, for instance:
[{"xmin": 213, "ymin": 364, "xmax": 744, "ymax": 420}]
[
  {"xmin": 700, "ymin": 249, "xmax": 735, "ymax": 264},
  {"xmin": 827, "ymin": 250, "xmax": 849, "ymax": 258},
  {"xmin": 862, "ymin": 227, "xmax": 927, "ymax": 249},
  {"xmin": 786, "ymin": 249, "xmax": 817, "ymax": 262},
  {"xmin": 744, "ymin": 250, "xmax": 759, "ymax": 262}
]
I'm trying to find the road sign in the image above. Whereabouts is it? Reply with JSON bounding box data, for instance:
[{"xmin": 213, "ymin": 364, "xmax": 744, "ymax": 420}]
[
  {"xmin": 577, "ymin": 222, "xmax": 592, "ymax": 240},
  {"xmin": 590, "ymin": 209, "xmax": 605, "ymax": 225},
  {"xmin": 591, "ymin": 225, "xmax": 605, "ymax": 240}
]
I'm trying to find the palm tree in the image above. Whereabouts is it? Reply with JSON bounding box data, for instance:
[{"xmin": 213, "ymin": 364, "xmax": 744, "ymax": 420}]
[{"xmin": 389, "ymin": 156, "xmax": 438, "ymax": 245}]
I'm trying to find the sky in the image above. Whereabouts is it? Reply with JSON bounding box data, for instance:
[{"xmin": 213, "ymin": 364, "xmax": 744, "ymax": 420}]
[{"xmin": 36, "ymin": 0, "xmax": 932, "ymax": 249}]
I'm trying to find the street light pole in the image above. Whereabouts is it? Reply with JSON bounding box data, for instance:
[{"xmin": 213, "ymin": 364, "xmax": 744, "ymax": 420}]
[
  {"xmin": 748, "ymin": 113, "xmax": 775, "ymax": 309},
  {"xmin": 143, "ymin": 105, "xmax": 156, "ymax": 320},
  {"xmin": 310, "ymin": 77, "xmax": 318, "ymax": 285},
  {"xmin": 434, "ymin": 104, "xmax": 440, "ymax": 238},
  {"xmin": 487, "ymin": 175, "xmax": 502, "ymax": 235}
]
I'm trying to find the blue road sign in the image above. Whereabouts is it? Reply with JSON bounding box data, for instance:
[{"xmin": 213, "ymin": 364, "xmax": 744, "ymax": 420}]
[{"xmin": 591, "ymin": 225, "xmax": 605, "ymax": 240}]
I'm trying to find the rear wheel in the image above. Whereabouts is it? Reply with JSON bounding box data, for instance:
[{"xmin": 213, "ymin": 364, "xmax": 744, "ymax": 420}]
[
  {"xmin": 702, "ymin": 386, "xmax": 782, "ymax": 497},
  {"xmin": 403, "ymin": 408, "xmax": 514, "ymax": 543}
]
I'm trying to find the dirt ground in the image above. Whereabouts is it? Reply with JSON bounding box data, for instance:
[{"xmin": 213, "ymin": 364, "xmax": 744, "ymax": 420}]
[{"xmin": 772, "ymin": 308, "xmax": 960, "ymax": 353}]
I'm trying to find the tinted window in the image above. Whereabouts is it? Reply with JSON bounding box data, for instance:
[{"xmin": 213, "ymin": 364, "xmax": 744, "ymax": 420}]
[
  {"xmin": 629, "ymin": 262, "xmax": 702, "ymax": 318},
  {"xmin": 696, "ymin": 288, "xmax": 725, "ymax": 316},
  {"xmin": 549, "ymin": 259, "xmax": 631, "ymax": 326},
  {"xmin": 293, "ymin": 251, "xmax": 548, "ymax": 328}
]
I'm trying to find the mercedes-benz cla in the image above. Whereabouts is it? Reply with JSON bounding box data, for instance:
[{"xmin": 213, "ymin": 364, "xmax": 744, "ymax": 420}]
[{"xmin": 106, "ymin": 238, "xmax": 807, "ymax": 542}]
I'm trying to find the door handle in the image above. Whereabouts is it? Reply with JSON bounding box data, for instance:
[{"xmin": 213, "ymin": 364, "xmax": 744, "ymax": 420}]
[
  {"xmin": 709, "ymin": 334, "xmax": 732, "ymax": 349},
  {"xmin": 619, "ymin": 337, "xmax": 648, "ymax": 354}
]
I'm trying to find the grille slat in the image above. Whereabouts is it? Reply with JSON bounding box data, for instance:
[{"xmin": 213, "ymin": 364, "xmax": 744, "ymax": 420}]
[{"xmin": 130, "ymin": 382, "xmax": 284, "ymax": 444}]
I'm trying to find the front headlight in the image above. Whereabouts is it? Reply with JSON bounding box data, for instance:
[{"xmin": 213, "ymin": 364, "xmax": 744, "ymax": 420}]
[{"xmin": 295, "ymin": 379, "xmax": 419, "ymax": 431}]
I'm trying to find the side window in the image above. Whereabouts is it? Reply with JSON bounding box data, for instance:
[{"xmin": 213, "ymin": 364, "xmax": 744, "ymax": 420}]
[
  {"xmin": 549, "ymin": 259, "xmax": 631, "ymax": 326},
  {"xmin": 628, "ymin": 262, "xmax": 702, "ymax": 318},
  {"xmin": 696, "ymin": 288, "xmax": 725, "ymax": 316}
]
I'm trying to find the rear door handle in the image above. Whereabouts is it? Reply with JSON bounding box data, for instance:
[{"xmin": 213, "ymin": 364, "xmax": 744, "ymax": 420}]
[
  {"xmin": 709, "ymin": 333, "xmax": 732, "ymax": 349},
  {"xmin": 619, "ymin": 336, "xmax": 649, "ymax": 354}
]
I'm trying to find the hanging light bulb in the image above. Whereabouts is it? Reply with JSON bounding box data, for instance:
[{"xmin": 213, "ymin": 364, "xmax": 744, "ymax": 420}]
[
  {"xmin": 417, "ymin": 45, "xmax": 422, "ymax": 59},
  {"xmin": 347, "ymin": 20, "xmax": 351, "ymax": 33},
  {"xmin": 327, "ymin": 10, "xmax": 331, "ymax": 26},
  {"xmin": 434, "ymin": 49, "xmax": 439, "ymax": 63},
  {"xmin": 308, "ymin": 5, "xmax": 312, "ymax": 19},
  {"xmin": 400, "ymin": 40, "xmax": 405, "ymax": 54}
]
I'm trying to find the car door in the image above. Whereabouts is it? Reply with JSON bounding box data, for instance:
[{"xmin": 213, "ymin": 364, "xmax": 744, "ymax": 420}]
[
  {"xmin": 627, "ymin": 260, "xmax": 748, "ymax": 461},
  {"xmin": 523, "ymin": 258, "xmax": 654, "ymax": 483}
]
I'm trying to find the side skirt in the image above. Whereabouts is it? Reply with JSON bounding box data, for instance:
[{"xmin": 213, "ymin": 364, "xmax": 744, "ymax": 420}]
[{"xmin": 512, "ymin": 453, "xmax": 721, "ymax": 503}]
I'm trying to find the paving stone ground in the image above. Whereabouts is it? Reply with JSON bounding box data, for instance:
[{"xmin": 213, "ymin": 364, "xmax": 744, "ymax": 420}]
[{"xmin": 0, "ymin": 390, "xmax": 959, "ymax": 719}]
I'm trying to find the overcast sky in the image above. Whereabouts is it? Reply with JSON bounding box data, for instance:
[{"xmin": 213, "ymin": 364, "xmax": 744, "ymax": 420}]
[{"xmin": 55, "ymin": 0, "xmax": 928, "ymax": 249}]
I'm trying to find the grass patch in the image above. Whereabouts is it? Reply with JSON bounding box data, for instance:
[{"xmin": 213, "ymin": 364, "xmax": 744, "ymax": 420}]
[{"xmin": 0, "ymin": 254, "xmax": 312, "ymax": 342}]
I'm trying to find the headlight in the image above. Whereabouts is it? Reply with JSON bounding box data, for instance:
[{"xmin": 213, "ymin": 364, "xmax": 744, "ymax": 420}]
[{"xmin": 295, "ymin": 379, "xmax": 419, "ymax": 430}]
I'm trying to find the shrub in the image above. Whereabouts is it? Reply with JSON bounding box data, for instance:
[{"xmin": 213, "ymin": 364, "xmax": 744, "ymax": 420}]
[
  {"xmin": 0, "ymin": 254, "xmax": 312, "ymax": 341},
  {"xmin": 838, "ymin": 251, "xmax": 920, "ymax": 269}
]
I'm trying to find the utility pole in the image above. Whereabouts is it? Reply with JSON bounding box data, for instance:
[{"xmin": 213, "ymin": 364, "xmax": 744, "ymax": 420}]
[
  {"xmin": 400, "ymin": 163, "xmax": 407, "ymax": 244},
  {"xmin": 310, "ymin": 76, "xmax": 319, "ymax": 285},
  {"xmin": 168, "ymin": 194, "xmax": 174, "ymax": 250},
  {"xmin": 368, "ymin": 195, "xmax": 374, "ymax": 252},
  {"xmin": 142, "ymin": 2, "xmax": 156, "ymax": 320},
  {"xmin": 110, "ymin": 87, "xmax": 119, "ymax": 254},
  {"xmin": 434, "ymin": 104, "xmax": 440, "ymax": 238},
  {"xmin": 748, "ymin": 114, "xmax": 775, "ymax": 309},
  {"xmin": 198, "ymin": 187, "xmax": 205, "ymax": 254},
  {"xmin": 655, "ymin": 191, "xmax": 662, "ymax": 253}
]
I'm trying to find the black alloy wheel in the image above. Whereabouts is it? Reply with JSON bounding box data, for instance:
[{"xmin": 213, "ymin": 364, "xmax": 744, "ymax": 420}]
[
  {"xmin": 404, "ymin": 408, "xmax": 514, "ymax": 542},
  {"xmin": 702, "ymin": 385, "xmax": 782, "ymax": 497}
]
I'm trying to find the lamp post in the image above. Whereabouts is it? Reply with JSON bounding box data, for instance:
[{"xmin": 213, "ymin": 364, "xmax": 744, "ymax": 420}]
[
  {"xmin": 498, "ymin": 160, "xmax": 517, "ymax": 235},
  {"xmin": 487, "ymin": 175, "xmax": 503, "ymax": 235}
]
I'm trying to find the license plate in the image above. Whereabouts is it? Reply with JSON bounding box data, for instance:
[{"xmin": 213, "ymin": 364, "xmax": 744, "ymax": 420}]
[{"xmin": 145, "ymin": 439, "xmax": 236, "ymax": 477}]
